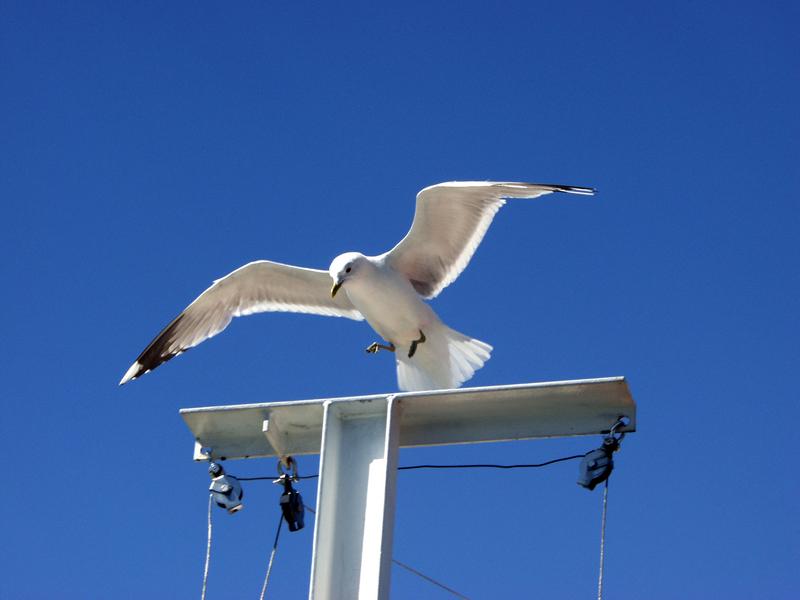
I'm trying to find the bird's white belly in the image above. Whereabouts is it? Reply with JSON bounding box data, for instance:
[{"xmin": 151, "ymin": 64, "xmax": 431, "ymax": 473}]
[{"xmin": 344, "ymin": 270, "xmax": 438, "ymax": 345}]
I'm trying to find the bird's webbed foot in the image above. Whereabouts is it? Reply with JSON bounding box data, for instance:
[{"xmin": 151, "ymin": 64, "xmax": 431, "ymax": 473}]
[
  {"xmin": 366, "ymin": 341, "xmax": 396, "ymax": 354},
  {"xmin": 407, "ymin": 329, "xmax": 426, "ymax": 358}
]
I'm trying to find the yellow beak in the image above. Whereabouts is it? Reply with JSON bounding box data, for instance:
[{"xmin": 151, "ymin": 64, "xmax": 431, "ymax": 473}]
[{"xmin": 331, "ymin": 281, "xmax": 343, "ymax": 298}]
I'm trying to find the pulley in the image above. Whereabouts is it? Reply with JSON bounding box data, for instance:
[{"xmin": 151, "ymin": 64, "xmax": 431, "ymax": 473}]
[
  {"xmin": 274, "ymin": 456, "xmax": 305, "ymax": 532},
  {"xmin": 208, "ymin": 462, "xmax": 244, "ymax": 513},
  {"xmin": 577, "ymin": 418, "xmax": 626, "ymax": 491}
]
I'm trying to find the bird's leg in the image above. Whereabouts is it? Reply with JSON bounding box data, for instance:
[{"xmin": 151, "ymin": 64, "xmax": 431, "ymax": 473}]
[
  {"xmin": 407, "ymin": 330, "xmax": 426, "ymax": 358},
  {"xmin": 366, "ymin": 341, "xmax": 396, "ymax": 354}
]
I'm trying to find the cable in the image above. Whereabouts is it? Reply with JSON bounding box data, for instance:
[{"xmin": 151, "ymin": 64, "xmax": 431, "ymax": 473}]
[
  {"xmin": 303, "ymin": 504, "xmax": 471, "ymax": 600},
  {"xmin": 597, "ymin": 478, "xmax": 609, "ymax": 600},
  {"xmin": 208, "ymin": 451, "xmax": 590, "ymax": 599},
  {"xmin": 236, "ymin": 453, "xmax": 587, "ymax": 482},
  {"xmin": 237, "ymin": 475, "xmax": 319, "ymax": 481},
  {"xmin": 392, "ymin": 558, "xmax": 472, "ymax": 600},
  {"xmin": 201, "ymin": 493, "xmax": 212, "ymax": 600},
  {"xmin": 398, "ymin": 454, "xmax": 586, "ymax": 471},
  {"xmin": 259, "ymin": 513, "xmax": 284, "ymax": 600}
]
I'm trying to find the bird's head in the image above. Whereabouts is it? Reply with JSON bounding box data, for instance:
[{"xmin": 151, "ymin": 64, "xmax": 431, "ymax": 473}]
[{"xmin": 329, "ymin": 252, "xmax": 366, "ymax": 297}]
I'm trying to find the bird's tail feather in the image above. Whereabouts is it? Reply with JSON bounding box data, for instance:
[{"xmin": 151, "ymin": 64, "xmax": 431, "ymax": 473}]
[{"xmin": 395, "ymin": 324, "xmax": 492, "ymax": 391}]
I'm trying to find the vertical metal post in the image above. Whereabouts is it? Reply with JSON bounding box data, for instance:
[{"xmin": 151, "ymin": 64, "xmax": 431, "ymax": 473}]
[
  {"xmin": 309, "ymin": 395, "xmax": 402, "ymax": 600},
  {"xmin": 309, "ymin": 396, "xmax": 400, "ymax": 600}
]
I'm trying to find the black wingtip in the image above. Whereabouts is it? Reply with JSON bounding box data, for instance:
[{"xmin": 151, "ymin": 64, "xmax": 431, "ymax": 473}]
[
  {"xmin": 551, "ymin": 184, "xmax": 596, "ymax": 195},
  {"xmin": 120, "ymin": 312, "xmax": 188, "ymax": 385}
]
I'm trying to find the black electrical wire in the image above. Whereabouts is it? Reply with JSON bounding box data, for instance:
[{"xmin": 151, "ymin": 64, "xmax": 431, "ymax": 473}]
[
  {"xmin": 234, "ymin": 453, "xmax": 586, "ymax": 481},
  {"xmin": 397, "ymin": 454, "xmax": 587, "ymax": 471},
  {"xmin": 237, "ymin": 475, "xmax": 319, "ymax": 481}
]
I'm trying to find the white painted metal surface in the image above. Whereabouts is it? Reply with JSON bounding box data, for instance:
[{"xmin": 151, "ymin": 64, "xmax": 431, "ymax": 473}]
[
  {"xmin": 308, "ymin": 396, "xmax": 401, "ymax": 600},
  {"xmin": 180, "ymin": 377, "xmax": 636, "ymax": 461},
  {"xmin": 178, "ymin": 377, "xmax": 637, "ymax": 600}
]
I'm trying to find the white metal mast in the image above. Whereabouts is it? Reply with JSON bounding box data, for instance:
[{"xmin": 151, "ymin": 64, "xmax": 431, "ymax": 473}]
[{"xmin": 181, "ymin": 376, "xmax": 636, "ymax": 600}]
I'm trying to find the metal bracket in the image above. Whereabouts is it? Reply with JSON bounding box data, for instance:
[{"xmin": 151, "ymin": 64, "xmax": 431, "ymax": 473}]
[
  {"xmin": 193, "ymin": 441, "xmax": 212, "ymax": 462},
  {"xmin": 263, "ymin": 415, "xmax": 292, "ymax": 469}
]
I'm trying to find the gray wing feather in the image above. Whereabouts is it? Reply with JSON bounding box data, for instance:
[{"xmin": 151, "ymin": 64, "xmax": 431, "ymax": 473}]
[
  {"xmin": 120, "ymin": 260, "xmax": 363, "ymax": 384},
  {"xmin": 384, "ymin": 181, "xmax": 594, "ymax": 299}
]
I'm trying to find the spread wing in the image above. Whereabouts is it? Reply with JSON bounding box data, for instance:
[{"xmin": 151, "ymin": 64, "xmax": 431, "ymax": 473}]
[
  {"xmin": 384, "ymin": 181, "xmax": 595, "ymax": 299},
  {"xmin": 119, "ymin": 260, "xmax": 364, "ymax": 384}
]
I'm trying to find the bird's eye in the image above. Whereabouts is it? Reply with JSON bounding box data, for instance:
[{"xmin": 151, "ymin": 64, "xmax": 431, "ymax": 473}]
[{"xmin": 346, "ymin": 266, "xmax": 352, "ymax": 273}]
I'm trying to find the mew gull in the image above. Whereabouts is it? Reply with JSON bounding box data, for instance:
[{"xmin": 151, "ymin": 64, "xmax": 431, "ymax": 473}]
[{"xmin": 120, "ymin": 181, "xmax": 594, "ymax": 391}]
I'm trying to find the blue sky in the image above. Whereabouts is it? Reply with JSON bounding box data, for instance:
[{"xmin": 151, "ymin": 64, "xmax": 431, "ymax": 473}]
[{"xmin": 1, "ymin": 1, "xmax": 798, "ymax": 598}]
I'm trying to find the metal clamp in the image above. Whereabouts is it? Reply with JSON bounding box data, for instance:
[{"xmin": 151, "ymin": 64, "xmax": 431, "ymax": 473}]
[
  {"xmin": 578, "ymin": 416, "xmax": 629, "ymax": 490},
  {"xmin": 607, "ymin": 416, "xmax": 629, "ymax": 444},
  {"xmin": 275, "ymin": 455, "xmax": 299, "ymax": 482}
]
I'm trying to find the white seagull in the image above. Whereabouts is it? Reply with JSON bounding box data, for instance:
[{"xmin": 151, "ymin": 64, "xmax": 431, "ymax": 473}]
[{"xmin": 120, "ymin": 181, "xmax": 594, "ymax": 391}]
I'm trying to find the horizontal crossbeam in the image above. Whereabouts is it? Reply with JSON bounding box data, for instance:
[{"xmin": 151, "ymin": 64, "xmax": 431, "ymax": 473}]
[{"xmin": 180, "ymin": 377, "xmax": 636, "ymax": 462}]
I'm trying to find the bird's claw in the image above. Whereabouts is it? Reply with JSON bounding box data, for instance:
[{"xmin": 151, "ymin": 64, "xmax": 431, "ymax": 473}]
[
  {"xmin": 408, "ymin": 330, "xmax": 426, "ymax": 358},
  {"xmin": 366, "ymin": 342, "xmax": 395, "ymax": 354}
]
